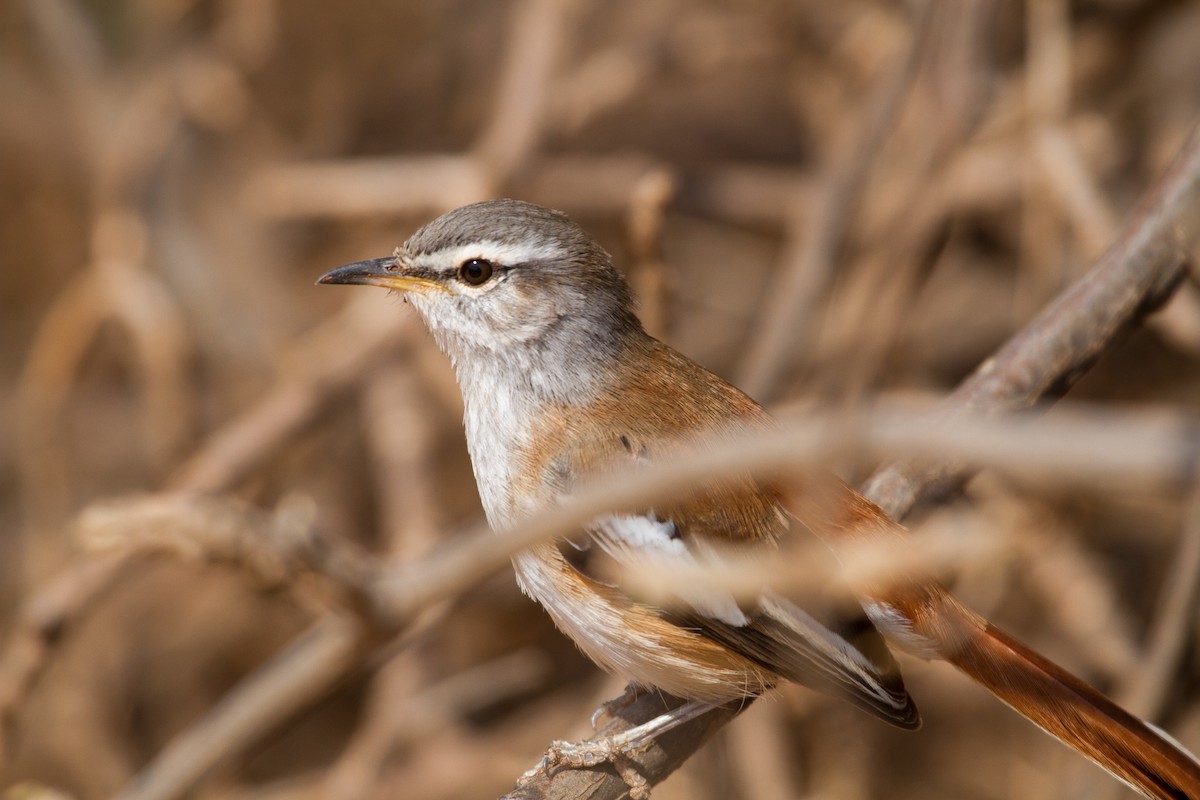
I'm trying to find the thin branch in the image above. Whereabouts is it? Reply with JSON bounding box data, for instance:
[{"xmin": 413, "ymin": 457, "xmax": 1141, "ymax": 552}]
[
  {"xmin": 737, "ymin": 0, "xmax": 935, "ymax": 399},
  {"xmin": 471, "ymin": 0, "xmax": 575, "ymax": 189},
  {"xmin": 626, "ymin": 169, "xmax": 678, "ymax": 340},
  {"xmin": 382, "ymin": 403, "xmax": 1200, "ymax": 631},
  {"xmin": 114, "ymin": 616, "xmax": 370, "ymax": 800},
  {"xmin": 87, "ymin": 404, "xmax": 1200, "ymax": 800},
  {"xmin": 246, "ymin": 155, "xmax": 806, "ymax": 225},
  {"xmin": 73, "ymin": 79, "xmax": 1200, "ymax": 800},
  {"xmin": 165, "ymin": 296, "xmax": 416, "ymax": 494},
  {"xmin": 1116, "ymin": 490, "xmax": 1200, "ymax": 720},
  {"xmin": 862, "ymin": 119, "xmax": 1200, "ymax": 520},
  {"xmin": 0, "ymin": 551, "xmax": 131, "ymax": 773},
  {"xmin": 503, "ymin": 119, "xmax": 1200, "ymax": 798}
]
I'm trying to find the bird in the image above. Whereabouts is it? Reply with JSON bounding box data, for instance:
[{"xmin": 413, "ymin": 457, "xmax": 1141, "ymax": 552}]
[{"xmin": 319, "ymin": 198, "xmax": 1200, "ymax": 799}]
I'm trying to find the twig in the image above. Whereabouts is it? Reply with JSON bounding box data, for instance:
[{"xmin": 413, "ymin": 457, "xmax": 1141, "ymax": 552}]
[
  {"xmin": 360, "ymin": 363, "xmax": 441, "ymax": 554},
  {"xmin": 1016, "ymin": 0, "xmax": 1072, "ymax": 316},
  {"xmin": 0, "ymin": 551, "xmax": 131, "ymax": 773},
  {"xmin": 247, "ymin": 155, "xmax": 806, "ymax": 225},
  {"xmin": 16, "ymin": 270, "xmax": 110, "ymax": 535},
  {"xmin": 123, "ymin": 400, "xmax": 1200, "ymax": 800},
  {"xmin": 83, "ymin": 406, "xmax": 1200, "ymax": 800},
  {"xmin": 502, "ymin": 119, "xmax": 1200, "ymax": 798},
  {"xmin": 737, "ymin": 0, "xmax": 935, "ymax": 399},
  {"xmin": 43, "ymin": 404, "xmax": 1200, "ymax": 800},
  {"xmin": 1017, "ymin": 521, "xmax": 1140, "ymax": 679},
  {"xmin": 626, "ymin": 169, "xmax": 678, "ymax": 340},
  {"xmin": 380, "ymin": 401, "xmax": 1200, "ymax": 632},
  {"xmin": 1116, "ymin": 490, "xmax": 1200, "ymax": 720},
  {"xmin": 166, "ymin": 296, "xmax": 415, "ymax": 494},
  {"xmin": 243, "ymin": 155, "xmax": 491, "ymax": 220},
  {"xmin": 324, "ymin": 648, "xmax": 553, "ymax": 799},
  {"xmin": 114, "ymin": 616, "xmax": 370, "ymax": 800},
  {"xmin": 1036, "ymin": 125, "xmax": 1119, "ymax": 259},
  {"xmin": 862, "ymin": 119, "xmax": 1200, "ymax": 520},
  {"xmin": 472, "ymin": 0, "xmax": 575, "ymax": 189},
  {"xmin": 320, "ymin": 365, "xmax": 444, "ymax": 799},
  {"xmin": 20, "ymin": 0, "xmax": 109, "ymax": 151}
]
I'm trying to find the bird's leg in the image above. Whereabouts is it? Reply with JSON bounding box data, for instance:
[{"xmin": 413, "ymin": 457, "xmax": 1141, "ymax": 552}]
[
  {"xmin": 520, "ymin": 700, "xmax": 719, "ymax": 799},
  {"xmin": 590, "ymin": 682, "xmax": 642, "ymax": 729}
]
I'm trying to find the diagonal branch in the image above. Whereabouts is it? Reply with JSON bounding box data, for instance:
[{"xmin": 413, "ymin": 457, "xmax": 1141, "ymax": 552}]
[
  {"xmin": 737, "ymin": 0, "xmax": 935, "ymax": 399},
  {"xmin": 508, "ymin": 119, "xmax": 1200, "ymax": 799},
  {"xmin": 862, "ymin": 120, "xmax": 1200, "ymax": 520}
]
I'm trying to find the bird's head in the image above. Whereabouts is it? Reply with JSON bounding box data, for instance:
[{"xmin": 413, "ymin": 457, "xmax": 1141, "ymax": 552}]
[{"xmin": 318, "ymin": 200, "xmax": 641, "ymax": 367}]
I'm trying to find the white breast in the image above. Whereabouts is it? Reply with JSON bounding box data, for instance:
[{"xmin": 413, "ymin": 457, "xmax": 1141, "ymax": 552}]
[{"xmin": 456, "ymin": 361, "xmax": 537, "ymax": 527}]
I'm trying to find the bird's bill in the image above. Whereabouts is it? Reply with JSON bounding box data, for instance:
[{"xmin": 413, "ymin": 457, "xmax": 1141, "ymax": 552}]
[{"xmin": 316, "ymin": 257, "xmax": 448, "ymax": 294}]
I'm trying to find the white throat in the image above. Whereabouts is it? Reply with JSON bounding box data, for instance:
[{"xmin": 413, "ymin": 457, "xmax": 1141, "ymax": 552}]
[
  {"xmin": 455, "ymin": 354, "xmax": 539, "ymax": 527},
  {"xmin": 437, "ymin": 335, "xmax": 609, "ymax": 528},
  {"xmin": 404, "ymin": 281, "xmax": 632, "ymax": 527}
]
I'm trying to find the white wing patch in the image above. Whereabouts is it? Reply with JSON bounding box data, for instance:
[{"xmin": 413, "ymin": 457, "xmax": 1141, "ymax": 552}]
[
  {"xmin": 865, "ymin": 600, "xmax": 942, "ymax": 659},
  {"xmin": 590, "ymin": 513, "xmax": 750, "ymax": 627}
]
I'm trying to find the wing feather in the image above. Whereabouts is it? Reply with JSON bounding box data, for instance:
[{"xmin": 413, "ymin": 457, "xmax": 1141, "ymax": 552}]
[{"xmin": 574, "ymin": 503, "xmax": 920, "ymax": 729}]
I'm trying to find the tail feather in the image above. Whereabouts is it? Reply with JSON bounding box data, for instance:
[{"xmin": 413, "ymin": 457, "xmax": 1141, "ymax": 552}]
[
  {"xmin": 796, "ymin": 482, "xmax": 1200, "ymax": 796},
  {"xmin": 935, "ymin": 597, "xmax": 1200, "ymax": 799}
]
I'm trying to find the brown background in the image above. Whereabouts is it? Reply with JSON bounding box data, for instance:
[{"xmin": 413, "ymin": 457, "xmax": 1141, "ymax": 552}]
[{"xmin": 2, "ymin": 0, "xmax": 1200, "ymax": 798}]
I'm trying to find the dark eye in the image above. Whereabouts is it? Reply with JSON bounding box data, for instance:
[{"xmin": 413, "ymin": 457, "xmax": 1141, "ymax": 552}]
[{"xmin": 458, "ymin": 258, "xmax": 495, "ymax": 286}]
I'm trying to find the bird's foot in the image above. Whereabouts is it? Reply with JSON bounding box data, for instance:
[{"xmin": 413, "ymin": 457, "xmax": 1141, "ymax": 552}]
[
  {"xmin": 516, "ymin": 699, "xmax": 718, "ymax": 799},
  {"xmin": 590, "ymin": 683, "xmax": 641, "ymax": 729},
  {"xmin": 518, "ymin": 735, "xmax": 650, "ymax": 799}
]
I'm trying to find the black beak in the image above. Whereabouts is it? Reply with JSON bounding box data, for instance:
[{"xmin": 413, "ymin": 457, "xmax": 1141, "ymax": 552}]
[
  {"xmin": 317, "ymin": 256, "xmax": 448, "ymax": 295},
  {"xmin": 316, "ymin": 257, "xmax": 400, "ymax": 286}
]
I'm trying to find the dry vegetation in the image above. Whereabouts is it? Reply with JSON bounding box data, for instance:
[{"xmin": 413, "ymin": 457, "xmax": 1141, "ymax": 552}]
[{"xmin": 2, "ymin": 0, "xmax": 1200, "ymax": 798}]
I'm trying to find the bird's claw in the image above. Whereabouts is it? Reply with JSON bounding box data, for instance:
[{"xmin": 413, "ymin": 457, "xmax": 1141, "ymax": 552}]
[{"xmin": 517, "ymin": 735, "xmax": 652, "ymax": 799}]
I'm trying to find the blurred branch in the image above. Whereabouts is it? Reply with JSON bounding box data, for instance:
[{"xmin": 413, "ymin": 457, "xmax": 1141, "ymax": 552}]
[
  {"xmin": 244, "ymin": 154, "xmax": 492, "ymax": 220},
  {"xmin": 323, "ymin": 647, "xmax": 552, "ymax": 799},
  {"xmin": 10, "ymin": 5, "xmax": 1200, "ymax": 799},
  {"xmin": 1115, "ymin": 490, "xmax": 1200, "ymax": 720},
  {"xmin": 82, "ymin": 402, "xmax": 1200, "ymax": 800},
  {"xmin": 510, "ymin": 118, "xmax": 1200, "ymax": 797},
  {"xmin": 377, "ymin": 403, "xmax": 1200, "ymax": 632},
  {"xmin": 0, "ymin": 552, "xmax": 130, "ymax": 772},
  {"xmin": 166, "ymin": 296, "xmax": 415, "ymax": 494},
  {"xmin": 625, "ymin": 169, "xmax": 678, "ymax": 339},
  {"xmin": 21, "ymin": 0, "xmax": 110, "ymax": 151},
  {"xmin": 243, "ymin": 0, "xmax": 575, "ymax": 221},
  {"xmin": 737, "ymin": 0, "xmax": 935, "ymax": 399},
  {"xmin": 115, "ymin": 615, "xmax": 371, "ymax": 800},
  {"xmin": 246, "ymin": 155, "xmax": 806, "ymax": 225},
  {"xmin": 862, "ymin": 119, "xmax": 1200, "ymax": 520},
  {"xmin": 472, "ymin": 0, "xmax": 576, "ymax": 189}
]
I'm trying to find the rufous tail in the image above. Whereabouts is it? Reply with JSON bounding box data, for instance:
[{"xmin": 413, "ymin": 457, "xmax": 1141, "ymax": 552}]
[{"xmin": 931, "ymin": 594, "xmax": 1200, "ymax": 799}]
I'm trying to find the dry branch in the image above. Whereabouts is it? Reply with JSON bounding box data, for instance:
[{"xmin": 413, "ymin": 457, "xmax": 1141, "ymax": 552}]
[
  {"xmin": 500, "ymin": 693, "xmax": 741, "ymax": 800},
  {"xmin": 92, "ymin": 403, "xmax": 1200, "ymax": 800},
  {"xmin": 167, "ymin": 297, "xmax": 416, "ymax": 494},
  {"xmin": 8, "ymin": 5, "xmax": 1200, "ymax": 799},
  {"xmin": 509, "ymin": 120, "xmax": 1200, "ymax": 798},
  {"xmin": 862, "ymin": 119, "xmax": 1200, "ymax": 520},
  {"xmin": 247, "ymin": 155, "xmax": 806, "ymax": 225},
  {"xmin": 114, "ymin": 616, "xmax": 370, "ymax": 800},
  {"xmin": 1116, "ymin": 490, "xmax": 1200, "ymax": 720},
  {"xmin": 737, "ymin": 0, "xmax": 934, "ymax": 399}
]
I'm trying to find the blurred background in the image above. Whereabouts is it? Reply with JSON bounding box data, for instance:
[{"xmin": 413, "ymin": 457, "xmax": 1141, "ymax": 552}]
[{"xmin": 2, "ymin": 0, "xmax": 1200, "ymax": 798}]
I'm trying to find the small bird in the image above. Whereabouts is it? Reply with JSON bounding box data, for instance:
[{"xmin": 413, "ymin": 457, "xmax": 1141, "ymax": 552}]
[{"xmin": 320, "ymin": 199, "xmax": 1200, "ymax": 798}]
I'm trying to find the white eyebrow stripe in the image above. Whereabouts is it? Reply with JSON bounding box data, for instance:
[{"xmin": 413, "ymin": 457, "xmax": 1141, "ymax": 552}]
[{"xmin": 425, "ymin": 240, "xmax": 567, "ymax": 270}]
